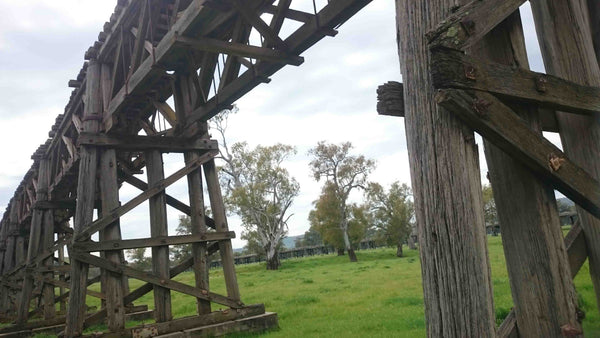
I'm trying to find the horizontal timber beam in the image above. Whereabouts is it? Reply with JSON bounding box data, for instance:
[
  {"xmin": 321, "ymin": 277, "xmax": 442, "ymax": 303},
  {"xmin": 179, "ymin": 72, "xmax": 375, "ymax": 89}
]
[
  {"xmin": 175, "ymin": 36, "xmax": 304, "ymax": 66},
  {"xmin": 436, "ymin": 89, "xmax": 600, "ymax": 219},
  {"xmin": 73, "ymin": 231, "xmax": 235, "ymax": 252},
  {"xmin": 431, "ymin": 49, "xmax": 600, "ymax": 116},
  {"xmin": 427, "ymin": 0, "xmax": 525, "ymax": 50},
  {"xmin": 70, "ymin": 251, "xmax": 243, "ymax": 309},
  {"xmin": 78, "ymin": 133, "xmax": 218, "ymax": 152}
]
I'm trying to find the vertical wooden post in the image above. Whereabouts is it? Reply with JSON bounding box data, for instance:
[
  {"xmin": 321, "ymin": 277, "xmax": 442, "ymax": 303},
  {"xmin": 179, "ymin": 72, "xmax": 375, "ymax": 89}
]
[
  {"xmin": 99, "ymin": 148, "xmax": 126, "ymax": 331},
  {"xmin": 204, "ymin": 160, "xmax": 241, "ymax": 303},
  {"xmin": 1, "ymin": 201, "xmax": 18, "ymax": 312},
  {"xmin": 175, "ymin": 72, "xmax": 211, "ymax": 315},
  {"xmin": 587, "ymin": 0, "xmax": 600, "ymax": 62},
  {"xmin": 57, "ymin": 241, "xmax": 66, "ymax": 313},
  {"xmin": 472, "ymin": 12, "xmax": 581, "ymax": 336},
  {"xmin": 16, "ymin": 158, "xmax": 50, "ymax": 325},
  {"xmin": 65, "ymin": 59, "xmax": 102, "ymax": 337},
  {"xmin": 146, "ymin": 150, "xmax": 172, "ymax": 322},
  {"xmin": 395, "ymin": 0, "xmax": 496, "ymax": 336},
  {"xmin": 41, "ymin": 210, "xmax": 56, "ymax": 319},
  {"xmin": 99, "ymin": 63, "xmax": 126, "ymax": 331},
  {"xmin": 530, "ymin": 0, "xmax": 600, "ymax": 313}
]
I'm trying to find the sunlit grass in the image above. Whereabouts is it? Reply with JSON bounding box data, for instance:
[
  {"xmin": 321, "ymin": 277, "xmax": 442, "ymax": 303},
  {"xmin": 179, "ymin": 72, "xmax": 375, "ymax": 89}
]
[{"xmin": 31, "ymin": 235, "xmax": 600, "ymax": 337}]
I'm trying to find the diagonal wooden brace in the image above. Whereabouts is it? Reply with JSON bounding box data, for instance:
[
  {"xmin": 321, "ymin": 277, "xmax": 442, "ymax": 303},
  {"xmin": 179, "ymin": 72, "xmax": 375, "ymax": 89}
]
[{"xmin": 436, "ymin": 89, "xmax": 600, "ymax": 220}]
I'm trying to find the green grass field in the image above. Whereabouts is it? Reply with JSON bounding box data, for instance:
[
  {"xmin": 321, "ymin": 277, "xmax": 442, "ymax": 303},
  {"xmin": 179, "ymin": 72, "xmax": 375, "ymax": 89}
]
[{"xmin": 38, "ymin": 235, "xmax": 600, "ymax": 337}]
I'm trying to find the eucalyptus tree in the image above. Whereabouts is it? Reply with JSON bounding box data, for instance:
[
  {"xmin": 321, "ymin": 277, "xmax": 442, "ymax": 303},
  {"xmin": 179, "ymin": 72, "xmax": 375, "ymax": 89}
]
[{"xmin": 308, "ymin": 141, "xmax": 375, "ymax": 262}]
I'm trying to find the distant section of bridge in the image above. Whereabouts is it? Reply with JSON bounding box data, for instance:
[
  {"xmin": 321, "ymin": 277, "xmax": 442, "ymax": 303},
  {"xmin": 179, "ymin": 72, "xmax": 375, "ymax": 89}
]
[{"xmin": 0, "ymin": 0, "xmax": 372, "ymax": 336}]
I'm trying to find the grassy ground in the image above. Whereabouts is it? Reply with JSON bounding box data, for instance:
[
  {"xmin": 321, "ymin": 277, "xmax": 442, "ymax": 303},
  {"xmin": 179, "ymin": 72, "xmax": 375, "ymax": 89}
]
[{"xmin": 38, "ymin": 235, "xmax": 600, "ymax": 337}]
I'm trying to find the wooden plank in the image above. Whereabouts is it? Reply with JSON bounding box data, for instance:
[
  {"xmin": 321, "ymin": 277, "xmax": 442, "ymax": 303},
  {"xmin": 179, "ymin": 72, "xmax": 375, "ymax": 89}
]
[
  {"xmin": 230, "ymin": 0, "xmax": 289, "ymax": 52},
  {"xmin": 41, "ymin": 210, "xmax": 56, "ymax": 320},
  {"xmin": 73, "ymin": 231, "xmax": 235, "ymax": 252},
  {"xmin": 95, "ymin": 304, "xmax": 265, "ymax": 338},
  {"xmin": 427, "ymin": 0, "xmax": 525, "ymax": 50},
  {"xmin": 43, "ymin": 279, "xmax": 105, "ymax": 300},
  {"xmin": 65, "ymin": 60, "xmax": 102, "ymax": 338},
  {"xmin": 74, "ymin": 149, "xmax": 217, "ymax": 242},
  {"xmin": 530, "ymin": 0, "xmax": 600, "ymax": 315},
  {"xmin": 204, "ymin": 159, "xmax": 240, "ymax": 302},
  {"xmin": 128, "ymin": 0, "xmax": 150, "ymax": 77},
  {"xmin": 70, "ymin": 252, "xmax": 242, "ymax": 309},
  {"xmin": 175, "ymin": 36, "xmax": 303, "ymax": 66},
  {"xmin": 436, "ymin": 89, "xmax": 600, "ymax": 219},
  {"xmin": 146, "ymin": 150, "xmax": 172, "ymax": 322},
  {"xmin": 77, "ymin": 133, "xmax": 218, "ymax": 152},
  {"xmin": 471, "ymin": 12, "xmax": 580, "ymax": 336},
  {"xmin": 99, "ymin": 147, "xmax": 126, "ymax": 331},
  {"xmin": 152, "ymin": 101, "xmax": 178, "ymax": 126},
  {"xmin": 498, "ymin": 221, "xmax": 589, "ymax": 336},
  {"xmin": 16, "ymin": 159, "xmax": 51, "ymax": 325},
  {"xmin": 431, "ymin": 49, "xmax": 600, "ymax": 116}
]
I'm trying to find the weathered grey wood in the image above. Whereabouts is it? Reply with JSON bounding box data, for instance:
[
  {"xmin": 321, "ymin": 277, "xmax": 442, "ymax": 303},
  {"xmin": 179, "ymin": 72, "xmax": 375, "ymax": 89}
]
[
  {"xmin": 530, "ymin": 0, "xmax": 600, "ymax": 312},
  {"xmin": 99, "ymin": 147, "xmax": 125, "ymax": 331},
  {"xmin": 587, "ymin": 0, "xmax": 600, "ymax": 63},
  {"xmin": 396, "ymin": 0, "xmax": 496, "ymax": 337},
  {"xmin": 427, "ymin": 0, "xmax": 525, "ymax": 50},
  {"xmin": 431, "ymin": 49, "xmax": 600, "ymax": 117},
  {"xmin": 498, "ymin": 220, "xmax": 590, "ymax": 336},
  {"xmin": 396, "ymin": 0, "xmax": 497, "ymax": 336},
  {"xmin": 175, "ymin": 36, "xmax": 303, "ymax": 66},
  {"xmin": 16, "ymin": 159, "xmax": 50, "ymax": 325},
  {"xmin": 376, "ymin": 81, "xmax": 404, "ymax": 117},
  {"xmin": 97, "ymin": 304, "xmax": 265, "ymax": 338},
  {"xmin": 1, "ymin": 202, "xmax": 19, "ymax": 313},
  {"xmin": 75, "ymin": 149, "xmax": 217, "ymax": 242},
  {"xmin": 204, "ymin": 159, "xmax": 241, "ymax": 303},
  {"xmin": 65, "ymin": 59, "xmax": 102, "ymax": 337},
  {"xmin": 73, "ymin": 231, "xmax": 234, "ymax": 252},
  {"xmin": 469, "ymin": 12, "xmax": 581, "ymax": 336},
  {"xmin": 146, "ymin": 150, "xmax": 171, "ymax": 322},
  {"xmin": 70, "ymin": 252, "xmax": 241, "ymax": 309},
  {"xmin": 57, "ymin": 243, "xmax": 66, "ymax": 313},
  {"xmin": 173, "ymin": 69, "xmax": 212, "ymax": 315},
  {"xmin": 77, "ymin": 133, "xmax": 218, "ymax": 152},
  {"xmin": 41, "ymin": 210, "xmax": 55, "ymax": 320},
  {"xmin": 437, "ymin": 89, "xmax": 600, "ymax": 221}
]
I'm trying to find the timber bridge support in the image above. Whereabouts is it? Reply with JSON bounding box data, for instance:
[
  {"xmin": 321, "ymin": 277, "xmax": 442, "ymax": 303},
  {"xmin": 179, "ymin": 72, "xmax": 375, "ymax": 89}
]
[{"xmin": 1, "ymin": 0, "xmax": 600, "ymax": 337}]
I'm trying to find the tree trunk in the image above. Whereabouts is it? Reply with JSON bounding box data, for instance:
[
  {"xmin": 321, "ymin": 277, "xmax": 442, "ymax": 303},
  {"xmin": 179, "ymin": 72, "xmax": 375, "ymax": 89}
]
[
  {"xmin": 407, "ymin": 236, "xmax": 417, "ymax": 250},
  {"xmin": 396, "ymin": 1, "xmax": 497, "ymax": 337},
  {"xmin": 471, "ymin": 11, "xmax": 581, "ymax": 336},
  {"xmin": 337, "ymin": 248, "xmax": 345, "ymax": 256},
  {"xmin": 396, "ymin": 243, "xmax": 403, "ymax": 257},
  {"xmin": 266, "ymin": 251, "xmax": 280, "ymax": 270},
  {"xmin": 531, "ymin": 0, "xmax": 600, "ymax": 314},
  {"xmin": 342, "ymin": 224, "xmax": 357, "ymax": 262}
]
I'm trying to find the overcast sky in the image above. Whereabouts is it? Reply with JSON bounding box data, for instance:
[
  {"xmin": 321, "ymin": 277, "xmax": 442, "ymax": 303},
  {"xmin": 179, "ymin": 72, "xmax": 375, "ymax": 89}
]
[{"xmin": 0, "ymin": 1, "xmax": 555, "ymax": 249}]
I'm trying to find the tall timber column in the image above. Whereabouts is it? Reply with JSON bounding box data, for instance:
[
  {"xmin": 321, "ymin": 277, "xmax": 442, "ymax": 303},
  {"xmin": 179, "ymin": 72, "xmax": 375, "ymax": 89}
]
[
  {"xmin": 174, "ymin": 72, "xmax": 211, "ymax": 315},
  {"xmin": 531, "ymin": 0, "xmax": 600, "ymax": 312},
  {"xmin": 99, "ymin": 63, "xmax": 126, "ymax": 331},
  {"xmin": 41, "ymin": 208, "xmax": 56, "ymax": 319},
  {"xmin": 395, "ymin": 1, "xmax": 496, "ymax": 336},
  {"xmin": 65, "ymin": 59, "xmax": 102, "ymax": 337},
  {"xmin": 16, "ymin": 158, "xmax": 50, "ymax": 324},
  {"xmin": 0, "ymin": 201, "xmax": 18, "ymax": 313},
  {"xmin": 473, "ymin": 12, "xmax": 581, "ymax": 336},
  {"xmin": 146, "ymin": 150, "xmax": 172, "ymax": 322}
]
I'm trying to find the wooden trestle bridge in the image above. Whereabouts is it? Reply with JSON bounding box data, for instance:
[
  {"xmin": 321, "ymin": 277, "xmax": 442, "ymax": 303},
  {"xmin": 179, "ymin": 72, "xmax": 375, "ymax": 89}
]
[{"xmin": 1, "ymin": 0, "xmax": 600, "ymax": 337}]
